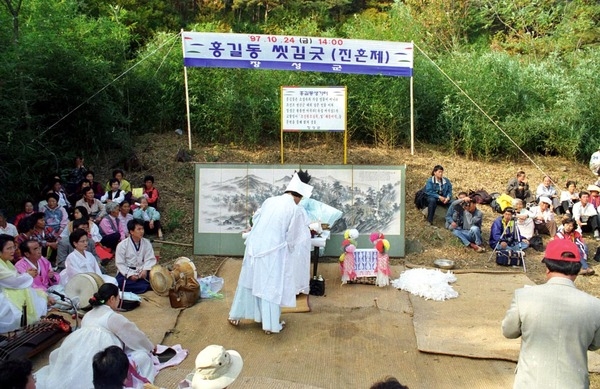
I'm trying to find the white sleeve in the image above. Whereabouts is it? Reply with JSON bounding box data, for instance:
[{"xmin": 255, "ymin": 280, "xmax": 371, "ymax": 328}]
[
  {"xmin": 113, "ymin": 191, "xmax": 125, "ymax": 204},
  {"xmin": 107, "ymin": 313, "xmax": 154, "ymax": 352},
  {"xmin": 115, "ymin": 241, "xmax": 130, "ymax": 277},
  {"xmin": 141, "ymin": 241, "xmax": 157, "ymax": 271},
  {"xmin": 90, "ymin": 223, "xmax": 102, "ymax": 243},
  {"xmin": 0, "ymin": 271, "xmax": 34, "ymax": 289}
]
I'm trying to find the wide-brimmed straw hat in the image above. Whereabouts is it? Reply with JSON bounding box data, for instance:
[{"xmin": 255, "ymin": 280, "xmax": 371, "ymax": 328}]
[
  {"xmin": 150, "ymin": 264, "xmax": 174, "ymax": 296},
  {"xmin": 191, "ymin": 345, "xmax": 243, "ymax": 389},
  {"xmin": 587, "ymin": 184, "xmax": 600, "ymax": 193}
]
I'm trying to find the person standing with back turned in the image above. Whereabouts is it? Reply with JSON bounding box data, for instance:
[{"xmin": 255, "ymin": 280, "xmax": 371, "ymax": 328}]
[
  {"xmin": 502, "ymin": 239, "xmax": 600, "ymax": 388},
  {"xmin": 228, "ymin": 170, "xmax": 313, "ymax": 335}
]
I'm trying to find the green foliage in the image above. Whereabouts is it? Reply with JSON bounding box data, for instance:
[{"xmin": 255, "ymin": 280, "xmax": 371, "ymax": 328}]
[
  {"xmin": 435, "ymin": 51, "xmax": 599, "ymax": 160},
  {"xmin": 3, "ymin": 0, "xmax": 600, "ymax": 213},
  {"xmin": 164, "ymin": 207, "xmax": 185, "ymax": 232},
  {"xmin": 0, "ymin": 0, "xmax": 135, "ymax": 212},
  {"xmin": 484, "ymin": 0, "xmax": 600, "ymax": 55}
]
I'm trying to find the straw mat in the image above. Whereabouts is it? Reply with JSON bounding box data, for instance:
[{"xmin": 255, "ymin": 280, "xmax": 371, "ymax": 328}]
[
  {"xmin": 409, "ymin": 271, "xmax": 600, "ymax": 372},
  {"xmin": 281, "ymin": 293, "xmax": 311, "ymax": 313},
  {"xmin": 153, "ymin": 259, "xmax": 516, "ymax": 389}
]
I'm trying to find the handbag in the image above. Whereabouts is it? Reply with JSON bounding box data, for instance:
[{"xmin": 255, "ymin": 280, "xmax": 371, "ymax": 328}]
[
  {"xmin": 168, "ymin": 275, "xmax": 200, "ymax": 308},
  {"xmin": 495, "ymin": 250, "xmax": 523, "ymax": 267}
]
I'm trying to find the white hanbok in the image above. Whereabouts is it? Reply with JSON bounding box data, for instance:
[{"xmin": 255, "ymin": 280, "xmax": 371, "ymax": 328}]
[
  {"xmin": 60, "ymin": 250, "xmax": 117, "ymax": 286},
  {"xmin": 229, "ymin": 193, "xmax": 311, "ymax": 333},
  {"xmin": 35, "ymin": 305, "xmax": 156, "ymax": 389}
]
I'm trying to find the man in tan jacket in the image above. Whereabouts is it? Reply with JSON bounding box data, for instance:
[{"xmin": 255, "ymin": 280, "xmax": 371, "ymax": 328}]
[{"xmin": 502, "ymin": 239, "xmax": 600, "ymax": 388}]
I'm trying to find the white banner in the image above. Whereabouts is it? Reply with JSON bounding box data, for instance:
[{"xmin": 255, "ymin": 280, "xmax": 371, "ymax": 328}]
[{"xmin": 183, "ymin": 32, "xmax": 413, "ymax": 77}]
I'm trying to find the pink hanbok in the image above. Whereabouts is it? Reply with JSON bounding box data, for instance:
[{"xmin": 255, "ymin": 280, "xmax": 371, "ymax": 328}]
[{"xmin": 15, "ymin": 256, "xmax": 60, "ymax": 291}]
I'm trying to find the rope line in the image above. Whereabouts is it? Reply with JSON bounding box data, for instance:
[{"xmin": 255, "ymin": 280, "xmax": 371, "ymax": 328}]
[
  {"xmin": 36, "ymin": 31, "xmax": 182, "ymax": 140},
  {"xmin": 414, "ymin": 43, "xmax": 550, "ymax": 180}
]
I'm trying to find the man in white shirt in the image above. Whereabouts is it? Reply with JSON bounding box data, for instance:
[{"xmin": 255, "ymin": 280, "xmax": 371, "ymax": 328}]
[
  {"xmin": 572, "ymin": 190, "xmax": 600, "ymax": 241},
  {"xmin": 0, "ymin": 211, "xmax": 17, "ymax": 237},
  {"xmin": 529, "ymin": 196, "xmax": 557, "ymax": 237},
  {"xmin": 115, "ymin": 219, "xmax": 157, "ymax": 294}
]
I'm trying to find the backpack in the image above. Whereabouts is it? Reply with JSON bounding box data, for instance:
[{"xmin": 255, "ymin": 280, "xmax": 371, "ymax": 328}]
[
  {"xmin": 414, "ymin": 188, "xmax": 428, "ymax": 210},
  {"xmin": 468, "ymin": 189, "xmax": 493, "ymax": 205},
  {"xmin": 490, "ymin": 199, "xmax": 502, "ymax": 214},
  {"xmin": 495, "ymin": 193, "xmax": 515, "ymax": 213},
  {"xmin": 529, "ymin": 235, "xmax": 544, "ymax": 252}
]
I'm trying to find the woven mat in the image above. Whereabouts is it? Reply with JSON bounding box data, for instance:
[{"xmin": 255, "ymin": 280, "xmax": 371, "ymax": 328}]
[
  {"xmin": 121, "ymin": 291, "xmax": 181, "ymax": 345},
  {"xmin": 281, "ymin": 294, "xmax": 311, "ymax": 313},
  {"xmin": 409, "ymin": 272, "xmax": 600, "ymax": 372},
  {"xmin": 153, "ymin": 259, "xmax": 516, "ymax": 389}
]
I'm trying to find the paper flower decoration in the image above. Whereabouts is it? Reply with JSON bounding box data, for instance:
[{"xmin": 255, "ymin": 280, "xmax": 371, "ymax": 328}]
[
  {"xmin": 340, "ymin": 229, "xmax": 358, "ymax": 284},
  {"xmin": 371, "ymin": 231, "xmax": 391, "ymax": 287}
]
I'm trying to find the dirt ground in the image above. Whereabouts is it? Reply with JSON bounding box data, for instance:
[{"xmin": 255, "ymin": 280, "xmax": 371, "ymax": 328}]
[
  {"xmin": 97, "ymin": 132, "xmax": 600, "ymax": 287},
  {"xmin": 77, "ymin": 132, "xmax": 600, "ymax": 387}
]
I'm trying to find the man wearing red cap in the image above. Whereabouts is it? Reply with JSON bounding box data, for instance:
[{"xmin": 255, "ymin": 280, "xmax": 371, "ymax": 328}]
[{"xmin": 502, "ymin": 239, "xmax": 600, "ymax": 388}]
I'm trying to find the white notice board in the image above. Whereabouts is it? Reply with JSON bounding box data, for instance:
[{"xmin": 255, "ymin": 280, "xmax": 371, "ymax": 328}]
[{"xmin": 281, "ymin": 86, "xmax": 347, "ymax": 132}]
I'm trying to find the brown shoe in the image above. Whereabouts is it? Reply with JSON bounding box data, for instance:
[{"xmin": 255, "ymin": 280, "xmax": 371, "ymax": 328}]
[
  {"xmin": 469, "ymin": 243, "xmax": 485, "ymax": 253},
  {"xmin": 579, "ymin": 268, "xmax": 595, "ymax": 276}
]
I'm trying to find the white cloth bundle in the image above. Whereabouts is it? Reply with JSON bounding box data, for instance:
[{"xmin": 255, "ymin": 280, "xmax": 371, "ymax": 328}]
[{"xmin": 391, "ymin": 268, "xmax": 458, "ymax": 301}]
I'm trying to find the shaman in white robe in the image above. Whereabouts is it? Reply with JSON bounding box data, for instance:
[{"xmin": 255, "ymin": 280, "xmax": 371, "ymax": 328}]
[{"xmin": 229, "ymin": 193, "xmax": 311, "ymax": 332}]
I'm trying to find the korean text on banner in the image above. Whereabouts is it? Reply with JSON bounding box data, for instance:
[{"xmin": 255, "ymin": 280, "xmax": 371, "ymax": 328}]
[{"xmin": 182, "ymin": 32, "xmax": 413, "ymax": 77}]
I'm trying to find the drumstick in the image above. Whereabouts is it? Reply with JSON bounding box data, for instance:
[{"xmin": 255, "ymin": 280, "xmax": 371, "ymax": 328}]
[{"xmin": 119, "ymin": 277, "xmax": 126, "ymax": 310}]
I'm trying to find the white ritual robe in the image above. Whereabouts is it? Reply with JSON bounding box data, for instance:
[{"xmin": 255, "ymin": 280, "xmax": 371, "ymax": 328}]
[{"xmin": 238, "ymin": 193, "xmax": 311, "ymax": 307}]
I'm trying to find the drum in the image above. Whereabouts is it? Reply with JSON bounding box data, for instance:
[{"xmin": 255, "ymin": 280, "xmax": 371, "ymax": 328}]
[
  {"xmin": 174, "ymin": 257, "xmax": 197, "ymax": 279},
  {"xmin": 65, "ymin": 272, "xmax": 105, "ymax": 309}
]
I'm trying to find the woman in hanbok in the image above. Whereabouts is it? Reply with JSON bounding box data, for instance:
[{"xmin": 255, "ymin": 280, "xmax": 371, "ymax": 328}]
[
  {"xmin": 59, "ymin": 229, "xmax": 117, "ymax": 286},
  {"xmin": 35, "ymin": 283, "xmax": 156, "ymax": 389},
  {"xmin": 0, "ymin": 234, "xmax": 48, "ymax": 332},
  {"xmin": 119, "ymin": 200, "xmax": 134, "ymax": 238},
  {"xmin": 228, "ymin": 171, "xmax": 313, "ymax": 334}
]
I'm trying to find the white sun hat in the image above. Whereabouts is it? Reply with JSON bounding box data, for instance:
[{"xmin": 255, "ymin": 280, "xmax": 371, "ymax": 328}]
[{"xmin": 191, "ymin": 345, "xmax": 243, "ymax": 389}]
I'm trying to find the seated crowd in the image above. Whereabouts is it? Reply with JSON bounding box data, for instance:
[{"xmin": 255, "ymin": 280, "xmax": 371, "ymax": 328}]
[
  {"xmin": 424, "ymin": 166, "xmax": 600, "ymax": 276},
  {"xmin": 0, "ymin": 157, "xmax": 164, "ymax": 333}
]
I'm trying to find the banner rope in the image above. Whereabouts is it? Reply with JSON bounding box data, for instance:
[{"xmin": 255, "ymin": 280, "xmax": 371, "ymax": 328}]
[
  {"xmin": 36, "ymin": 31, "xmax": 182, "ymax": 140},
  {"xmin": 414, "ymin": 43, "xmax": 550, "ymax": 180}
]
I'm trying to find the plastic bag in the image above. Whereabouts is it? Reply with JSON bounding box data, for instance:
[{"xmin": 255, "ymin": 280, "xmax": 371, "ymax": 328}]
[{"xmin": 198, "ymin": 275, "xmax": 224, "ymax": 299}]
